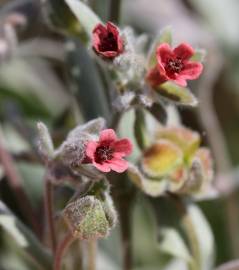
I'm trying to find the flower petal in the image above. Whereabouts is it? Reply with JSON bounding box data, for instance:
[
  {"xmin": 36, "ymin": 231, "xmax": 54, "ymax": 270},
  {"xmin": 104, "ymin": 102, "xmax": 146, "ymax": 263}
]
[
  {"xmin": 146, "ymin": 66, "xmax": 167, "ymax": 87},
  {"xmin": 173, "ymin": 76, "xmax": 187, "ymax": 87},
  {"xmin": 180, "ymin": 62, "xmax": 203, "ymax": 80},
  {"xmin": 173, "ymin": 43, "xmax": 194, "ymax": 60},
  {"xmin": 93, "ymin": 161, "xmax": 111, "ymax": 172},
  {"xmin": 93, "ymin": 23, "xmax": 107, "ymax": 35},
  {"xmin": 108, "ymin": 158, "xmax": 128, "ymax": 173},
  {"xmin": 86, "ymin": 141, "xmax": 98, "ymax": 160},
  {"xmin": 113, "ymin": 139, "xmax": 133, "ymax": 156},
  {"xmin": 99, "ymin": 129, "xmax": 117, "ymax": 143},
  {"xmin": 106, "ymin": 22, "xmax": 119, "ymax": 36},
  {"xmin": 106, "ymin": 22, "xmax": 123, "ymax": 54},
  {"xmin": 156, "ymin": 43, "xmax": 174, "ymax": 64}
]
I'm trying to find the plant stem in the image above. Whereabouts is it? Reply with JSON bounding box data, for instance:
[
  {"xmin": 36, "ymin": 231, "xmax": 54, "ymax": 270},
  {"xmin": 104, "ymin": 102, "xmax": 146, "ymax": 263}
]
[
  {"xmin": 119, "ymin": 204, "xmax": 133, "ymax": 270},
  {"xmin": 87, "ymin": 240, "xmax": 97, "ymax": 270},
  {"xmin": 109, "ymin": 0, "xmax": 122, "ymax": 23},
  {"xmin": 54, "ymin": 232, "xmax": 75, "ymax": 270},
  {"xmin": 110, "ymin": 173, "xmax": 135, "ymax": 270},
  {"xmin": 44, "ymin": 174, "xmax": 57, "ymax": 253},
  {"xmin": 0, "ymin": 130, "xmax": 41, "ymax": 237}
]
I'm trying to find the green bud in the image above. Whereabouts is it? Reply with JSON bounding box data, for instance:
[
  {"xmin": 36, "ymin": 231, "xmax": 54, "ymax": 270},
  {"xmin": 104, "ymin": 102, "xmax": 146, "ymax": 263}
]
[{"xmin": 63, "ymin": 195, "xmax": 116, "ymax": 240}]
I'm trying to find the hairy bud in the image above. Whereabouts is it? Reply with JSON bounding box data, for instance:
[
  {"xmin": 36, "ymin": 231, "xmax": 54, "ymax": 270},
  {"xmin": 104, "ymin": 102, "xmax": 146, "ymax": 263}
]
[
  {"xmin": 37, "ymin": 122, "xmax": 54, "ymax": 161},
  {"xmin": 63, "ymin": 195, "xmax": 115, "ymax": 240}
]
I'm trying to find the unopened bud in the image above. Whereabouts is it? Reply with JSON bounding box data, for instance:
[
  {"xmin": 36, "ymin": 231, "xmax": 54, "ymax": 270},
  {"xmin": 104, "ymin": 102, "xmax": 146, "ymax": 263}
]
[
  {"xmin": 63, "ymin": 195, "xmax": 114, "ymax": 240},
  {"xmin": 37, "ymin": 122, "xmax": 54, "ymax": 160}
]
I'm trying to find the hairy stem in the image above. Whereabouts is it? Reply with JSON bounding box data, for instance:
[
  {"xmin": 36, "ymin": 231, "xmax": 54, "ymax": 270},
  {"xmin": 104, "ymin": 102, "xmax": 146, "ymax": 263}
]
[
  {"xmin": 0, "ymin": 128, "xmax": 41, "ymax": 237},
  {"xmin": 44, "ymin": 174, "xmax": 57, "ymax": 253},
  {"xmin": 87, "ymin": 240, "xmax": 97, "ymax": 270},
  {"xmin": 54, "ymin": 232, "xmax": 75, "ymax": 270},
  {"xmin": 110, "ymin": 173, "xmax": 135, "ymax": 270},
  {"xmin": 109, "ymin": 0, "xmax": 122, "ymax": 23}
]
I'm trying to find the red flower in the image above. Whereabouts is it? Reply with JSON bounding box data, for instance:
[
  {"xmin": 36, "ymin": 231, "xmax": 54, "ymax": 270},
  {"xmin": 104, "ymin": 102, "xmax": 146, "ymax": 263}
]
[
  {"xmin": 147, "ymin": 43, "xmax": 203, "ymax": 87},
  {"xmin": 86, "ymin": 129, "xmax": 132, "ymax": 173},
  {"xmin": 92, "ymin": 22, "xmax": 124, "ymax": 59}
]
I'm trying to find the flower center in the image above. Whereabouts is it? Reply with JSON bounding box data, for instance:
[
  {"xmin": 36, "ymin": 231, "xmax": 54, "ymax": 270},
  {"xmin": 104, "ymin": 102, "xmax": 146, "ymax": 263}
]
[
  {"xmin": 99, "ymin": 32, "xmax": 118, "ymax": 52},
  {"xmin": 166, "ymin": 58, "xmax": 184, "ymax": 73},
  {"xmin": 95, "ymin": 145, "xmax": 114, "ymax": 163}
]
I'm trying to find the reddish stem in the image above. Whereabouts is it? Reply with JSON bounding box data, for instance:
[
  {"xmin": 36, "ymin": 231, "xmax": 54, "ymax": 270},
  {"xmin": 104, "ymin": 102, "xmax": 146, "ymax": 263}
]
[
  {"xmin": 54, "ymin": 232, "xmax": 75, "ymax": 270},
  {"xmin": 44, "ymin": 174, "xmax": 57, "ymax": 253},
  {"xmin": 0, "ymin": 133, "xmax": 41, "ymax": 237}
]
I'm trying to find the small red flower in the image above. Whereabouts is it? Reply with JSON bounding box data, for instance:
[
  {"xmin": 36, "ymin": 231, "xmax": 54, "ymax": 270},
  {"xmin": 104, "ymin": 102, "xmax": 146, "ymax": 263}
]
[
  {"xmin": 147, "ymin": 43, "xmax": 203, "ymax": 87},
  {"xmin": 92, "ymin": 22, "xmax": 124, "ymax": 59},
  {"xmin": 86, "ymin": 129, "xmax": 132, "ymax": 173}
]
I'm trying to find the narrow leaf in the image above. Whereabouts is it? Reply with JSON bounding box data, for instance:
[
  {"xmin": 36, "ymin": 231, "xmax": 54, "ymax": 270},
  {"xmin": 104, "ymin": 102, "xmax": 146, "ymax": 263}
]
[
  {"xmin": 64, "ymin": 0, "xmax": 101, "ymax": 40},
  {"xmin": 0, "ymin": 201, "xmax": 52, "ymax": 270},
  {"xmin": 190, "ymin": 49, "xmax": 206, "ymax": 62},
  {"xmin": 156, "ymin": 82, "xmax": 198, "ymax": 107}
]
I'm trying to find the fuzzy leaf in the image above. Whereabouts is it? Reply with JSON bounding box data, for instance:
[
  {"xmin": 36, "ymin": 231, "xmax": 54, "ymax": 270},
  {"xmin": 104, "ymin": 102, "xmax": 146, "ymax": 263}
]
[
  {"xmin": 0, "ymin": 201, "xmax": 52, "ymax": 270},
  {"xmin": 147, "ymin": 26, "xmax": 173, "ymax": 68},
  {"xmin": 156, "ymin": 126, "xmax": 200, "ymax": 163},
  {"xmin": 64, "ymin": 0, "xmax": 101, "ymax": 41},
  {"xmin": 127, "ymin": 164, "xmax": 168, "ymax": 197},
  {"xmin": 159, "ymin": 228, "xmax": 192, "ymax": 263},
  {"xmin": 190, "ymin": 49, "xmax": 206, "ymax": 62},
  {"xmin": 147, "ymin": 102, "xmax": 167, "ymax": 125},
  {"xmin": 141, "ymin": 140, "xmax": 183, "ymax": 178},
  {"xmin": 156, "ymin": 82, "xmax": 198, "ymax": 107},
  {"xmin": 134, "ymin": 109, "xmax": 150, "ymax": 150},
  {"xmin": 37, "ymin": 122, "xmax": 54, "ymax": 159}
]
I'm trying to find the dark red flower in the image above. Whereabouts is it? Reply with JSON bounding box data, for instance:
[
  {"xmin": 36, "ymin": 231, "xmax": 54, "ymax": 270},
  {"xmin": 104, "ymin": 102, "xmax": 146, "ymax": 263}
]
[
  {"xmin": 146, "ymin": 43, "xmax": 203, "ymax": 87},
  {"xmin": 92, "ymin": 22, "xmax": 124, "ymax": 59},
  {"xmin": 86, "ymin": 129, "xmax": 132, "ymax": 173}
]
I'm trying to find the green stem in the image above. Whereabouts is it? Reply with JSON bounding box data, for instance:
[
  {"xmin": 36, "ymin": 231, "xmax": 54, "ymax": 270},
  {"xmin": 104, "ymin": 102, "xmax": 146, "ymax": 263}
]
[
  {"xmin": 54, "ymin": 232, "xmax": 75, "ymax": 270},
  {"xmin": 109, "ymin": 0, "xmax": 122, "ymax": 23},
  {"xmin": 110, "ymin": 173, "xmax": 135, "ymax": 270},
  {"xmin": 44, "ymin": 174, "xmax": 57, "ymax": 253}
]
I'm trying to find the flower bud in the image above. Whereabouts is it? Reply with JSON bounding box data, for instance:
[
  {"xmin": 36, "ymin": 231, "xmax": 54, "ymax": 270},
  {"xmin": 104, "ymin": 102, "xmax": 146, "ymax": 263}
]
[
  {"xmin": 37, "ymin": 122, "xmax": 54, "ymax": 161},
  {"xmin": 63, "ymin": 195, "xmax": 116, "ymax": 240}
]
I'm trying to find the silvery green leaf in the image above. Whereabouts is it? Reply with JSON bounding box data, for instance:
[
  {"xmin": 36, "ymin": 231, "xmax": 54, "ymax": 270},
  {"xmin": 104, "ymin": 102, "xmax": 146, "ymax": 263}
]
[
  {"xmin": 156, "ymin": 82, "xmax": 198, "ymax": 107},
  {"xmin": 37, "ymin": 122, "xmax": 54, "ymax": 159},
  {"xmin": 64, "ymin": 0, "xmax": 101, "ymax": 40},
  {"xmin": 0, "ymin": 201, "xmax": 52, "ymax": 270},
  {"xmin": 190, "ymin": 49, "xmax": 206, "ymax": 62}
]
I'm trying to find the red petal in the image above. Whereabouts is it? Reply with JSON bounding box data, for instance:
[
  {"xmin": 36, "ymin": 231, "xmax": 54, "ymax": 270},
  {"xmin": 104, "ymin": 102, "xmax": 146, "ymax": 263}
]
[
  {"xmin": 100, "ymin": 51, "xmax": 119, "ymax": 58},
  {"xmin": 109, "ymin": 158, "xmax": 128, "ymax": 173},
  {"xmin": 93, "ymin": 23, "xmax": 107, "ymax": 35},
  {"xmin": 173, "ymin": 76, "xmax": 187, "ymax": 87},
  {"xmin": 99, "ymin": 129, "xmax": 117, "ymax": 143},
  {"xmin": 146, "ymin": 66, "xmax": 167, "ymax": 87},
  {"xmin": 85, "ymin": 141, "xmax": 98, "ymax": 160},
  {"xmin": 173, "ymin": 43, "xmax": 194, "ymax": 60},
  {"xmin": 93, "ymin": 161, "xmax": 111, "ymax": 172},
  {"xmin": 156, "ymin": 43, "xmax": 174, "ymax": 64},
  {"xmin": 106, "ymin": 22, "xmax": 119, "ymax": 36},
  {"xmin": 180, "ymin": 62, "xmax": 203, "ymax": 80},
  {"xmin": 113, "ymin": 138, "xmax": 132, "ymax": 156}
]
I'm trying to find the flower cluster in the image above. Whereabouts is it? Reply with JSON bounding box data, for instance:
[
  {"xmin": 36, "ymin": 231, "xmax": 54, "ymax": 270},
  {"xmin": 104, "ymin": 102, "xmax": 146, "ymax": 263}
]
[
  {"xmin": 128, "ymin": 126, "xmax": 214, "ymax": 198},
  {"xmin": 38, "ymin": 118, "xmax": 132, "ymax": 182}
]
